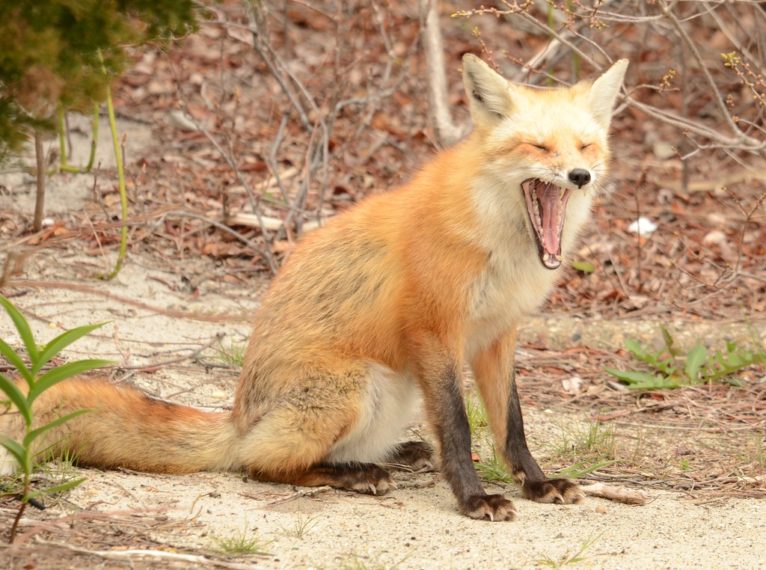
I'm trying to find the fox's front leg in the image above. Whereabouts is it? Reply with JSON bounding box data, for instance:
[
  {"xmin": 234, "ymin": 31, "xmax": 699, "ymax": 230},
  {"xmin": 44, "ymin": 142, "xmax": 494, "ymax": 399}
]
[
  {"xmin": 414, "ymin": 335, "xmax": 515, "ymax": 521},
  {"xmin": 471, "ymin": 329, "xmax": 584, "ymax": 504}
]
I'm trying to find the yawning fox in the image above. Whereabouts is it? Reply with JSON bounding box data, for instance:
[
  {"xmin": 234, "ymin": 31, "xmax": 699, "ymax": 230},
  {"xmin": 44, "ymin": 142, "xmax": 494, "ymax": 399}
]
[{"xmin": 1, "ymin": 54, "xmax": 628, "ymax": 521}]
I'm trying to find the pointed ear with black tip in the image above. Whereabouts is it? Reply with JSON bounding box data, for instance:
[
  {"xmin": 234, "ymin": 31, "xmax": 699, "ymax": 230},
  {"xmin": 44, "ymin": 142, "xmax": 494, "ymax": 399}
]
[
  {"xmin": 462, "ymin": 54, "xmax": 513, "ymax": 129},
  {"xmin": 587, "ymin": 59, "xmax": 629, "ymax": 130}
]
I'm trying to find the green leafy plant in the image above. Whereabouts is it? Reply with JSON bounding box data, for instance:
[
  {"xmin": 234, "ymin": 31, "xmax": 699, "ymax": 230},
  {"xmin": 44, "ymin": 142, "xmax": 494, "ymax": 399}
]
[
  {"xmin": 570, "ymin": 259, "xmax": 595, "ymax": 274},
  {"xmin": 0, "ymin": 1, "xmax": 198, "ymax": 233},
  {"xmin": 0, "ymin": 294, "xmax": 112, "ymax": 542},
  {"xmin": 606, "ymin": 326, "xmax": 766, "ymax": 390},
  {"xmin": 0, "ymin": 1, "xmax": 197, "ymax": 161}
]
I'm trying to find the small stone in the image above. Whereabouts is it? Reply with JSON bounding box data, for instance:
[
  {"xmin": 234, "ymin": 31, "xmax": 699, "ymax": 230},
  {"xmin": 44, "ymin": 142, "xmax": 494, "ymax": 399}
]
[{"xmin": 703, "ymin": 230, "xmax": 727, "ymax": 246}]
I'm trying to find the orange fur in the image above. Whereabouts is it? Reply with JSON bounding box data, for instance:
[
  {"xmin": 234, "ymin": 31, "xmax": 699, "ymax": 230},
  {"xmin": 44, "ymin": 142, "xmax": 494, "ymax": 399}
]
[{"xmin": 1, "ymin": 55, "xmax": 628, "ymax": 517}]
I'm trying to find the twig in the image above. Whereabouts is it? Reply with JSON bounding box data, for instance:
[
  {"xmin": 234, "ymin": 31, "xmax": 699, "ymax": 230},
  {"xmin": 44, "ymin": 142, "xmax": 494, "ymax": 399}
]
[
  {"xmin": 116, "ymin": 332, "xmax": 226, "ymax": 370},
  {"xmin": 172, "ymin": 91, "xmax": 278, "ymax": 274},
  {"xmin": 634, "ymin": 171, "xmax": 646, "ymax": 292},
  {"xmin": 243, "ymin": 2, "xmax": 310, "ymax": 130},
  {"xmin": 419, "ymin": 0, "xmax": 467, "ymax": 146},
  {"xmin": 257, "ymin": 485, "xmax": 333, "ymax": 507},
  {"xmin": 3, "ymin": 279, "xmax": 249, "ymax": 323},
  {"xmin": 31, "ymin": 539, "xmax": 263, "ymax": 569},
  {"xmin": 32, "ymin": 131, "xmax": 45, "ymax": 232},
  {"xmin": 159, "ymin": 210, "xmax": 274, "ymax": 269},
  {"xmin": 580, "ymin": 482, "xmax": 648, "ymax": 505},
  {"xmin": 658, "ymin": 0, "xmax": 743, "ymax": 139}
]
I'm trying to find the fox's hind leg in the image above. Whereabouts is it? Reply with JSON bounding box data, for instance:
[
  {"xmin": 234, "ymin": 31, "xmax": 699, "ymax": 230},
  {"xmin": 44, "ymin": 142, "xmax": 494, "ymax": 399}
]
[
  {"xmin": 236, "ymin": 363, "xmax": 416, "ymax": 495},
  {"xmin": 385, "ymin": 441, "xmax": 434, "ymax": 471},
  {"xmin": 258, "ymin": 462, "xmax": 394, "ymax": 495},
  {"xmin": 471, "ymin": 329, "xmax": 584, "ymax": 505}
]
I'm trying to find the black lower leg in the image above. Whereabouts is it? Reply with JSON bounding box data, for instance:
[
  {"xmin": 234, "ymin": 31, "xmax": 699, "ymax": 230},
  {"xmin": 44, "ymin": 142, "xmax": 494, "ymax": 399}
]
[
  {"xmin": 431, "ymin": 368, "xmax": 515, "ymax": 520},
  {"xmin": 505, "ymin": 369, "xmax": 582, "ymax": 504},
  {"xmin": 386, "ymin": 441, "xmax": 434, "ymax": 470},
  {"xmin": 505, "ymin": 369, "xmax": 546, "ymax": 482}
]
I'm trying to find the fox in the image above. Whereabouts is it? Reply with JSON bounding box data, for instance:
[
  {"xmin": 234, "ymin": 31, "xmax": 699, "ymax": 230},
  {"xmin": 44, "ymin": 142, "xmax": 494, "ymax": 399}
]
[{"xmin": 1, "ymin": 54, "xmax": 627, "ymax": 521}]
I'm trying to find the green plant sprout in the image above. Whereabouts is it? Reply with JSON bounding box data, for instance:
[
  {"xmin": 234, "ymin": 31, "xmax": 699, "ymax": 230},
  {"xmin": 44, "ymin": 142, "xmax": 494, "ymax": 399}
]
[
  {"xmin": 100, "ymin": 69, "xmax": 129, "ymax": 281},
  {"xmin": 606, "ymin": 325, "xmax": 766, "ymax": 390},
  {"xmin": 213, "ymin": 526, "xmax": 271, "ymax": 556},
  {"xmin": 0, "ymin": 294, "xmax": 112, "ymax": 542},
  {"xmin": 534, "ymin": 531, "xmax": 604, "ymax": 568},
  {"xmin": 55, "ymin": 104, "xmax": 99, "ymax": 175}
]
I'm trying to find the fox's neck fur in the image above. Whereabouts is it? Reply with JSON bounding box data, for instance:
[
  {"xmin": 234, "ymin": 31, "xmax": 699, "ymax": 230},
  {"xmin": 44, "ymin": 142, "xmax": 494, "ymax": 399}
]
[{"xmin": 395, "ymin": 145, "xmax": 568, "ymax": 365}]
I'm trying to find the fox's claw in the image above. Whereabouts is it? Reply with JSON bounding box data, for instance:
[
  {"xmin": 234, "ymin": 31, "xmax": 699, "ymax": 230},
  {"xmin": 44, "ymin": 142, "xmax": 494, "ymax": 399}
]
[{"xmin": 523, "ymin": 478, "xmax": 584, "ymax": 504}]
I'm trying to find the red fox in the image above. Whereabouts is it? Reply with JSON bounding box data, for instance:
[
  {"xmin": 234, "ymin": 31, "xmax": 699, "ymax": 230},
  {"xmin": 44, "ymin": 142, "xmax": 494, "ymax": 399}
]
[{"xmin": 2, "ymin": 54, "xmax": 627, "ymax": 521}]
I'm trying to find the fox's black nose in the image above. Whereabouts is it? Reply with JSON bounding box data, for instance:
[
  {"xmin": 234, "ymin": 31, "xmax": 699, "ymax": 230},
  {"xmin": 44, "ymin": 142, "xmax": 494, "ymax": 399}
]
[{"xmin": 568, "ymin": 169, "xmax": 591, "ymax": 188}]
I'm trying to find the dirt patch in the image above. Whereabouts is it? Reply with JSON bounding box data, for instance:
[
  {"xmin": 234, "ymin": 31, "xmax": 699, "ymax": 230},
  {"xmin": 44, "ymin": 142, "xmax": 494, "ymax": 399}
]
[
  {"xmin": 0, "ymin": 114, "xmax": 153, "ymax": 218},
  {"xmin": 1, "ymin": 2, "xmax": 765, "ymax": 567},
  {"xmin": 1, "ymin": 249, "xmax": 765, "ymax": 569}
]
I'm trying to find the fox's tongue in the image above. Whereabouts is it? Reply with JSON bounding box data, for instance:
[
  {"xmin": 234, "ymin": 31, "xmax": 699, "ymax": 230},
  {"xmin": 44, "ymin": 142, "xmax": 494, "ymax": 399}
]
[
  {"xmin": 539, "ymin": 184, "xmax": 562, "ymax": 257},
  {"xmin": 522, "ymin": 179, "xmax": 571, "ymax": 270}
]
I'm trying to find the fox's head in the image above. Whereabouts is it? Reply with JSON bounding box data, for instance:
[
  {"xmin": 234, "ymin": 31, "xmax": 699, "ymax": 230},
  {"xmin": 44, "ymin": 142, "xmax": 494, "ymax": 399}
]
[{"xmin": 462, "ymin": 55, "xmax": 628, "ymax": 270}]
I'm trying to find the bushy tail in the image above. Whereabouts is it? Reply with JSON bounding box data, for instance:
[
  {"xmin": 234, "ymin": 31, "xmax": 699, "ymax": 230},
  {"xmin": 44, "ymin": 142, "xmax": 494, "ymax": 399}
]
[{"xmin": 0, "ymin": 379, "xmax": 240, "ymax": 474}]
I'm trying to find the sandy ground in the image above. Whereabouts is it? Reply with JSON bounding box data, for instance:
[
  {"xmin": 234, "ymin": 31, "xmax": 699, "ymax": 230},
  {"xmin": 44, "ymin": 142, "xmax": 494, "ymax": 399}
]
[
  {"xmin": 1, "ymin": 117, "xmax": 765, "ymax": 569},
  {"xmin": 0, "ymin": 250, "xmax": 764, "ymax": 570}
]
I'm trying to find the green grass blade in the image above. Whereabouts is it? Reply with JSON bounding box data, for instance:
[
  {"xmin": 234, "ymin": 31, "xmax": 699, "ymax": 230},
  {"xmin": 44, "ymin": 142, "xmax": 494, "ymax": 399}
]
[
  {"xmin": 684, "ymin": 344, "xmax": 707, "ymax": 383},
  {"xmin": 552, "ymin": 459, "xmax": 616, "ymax": 479},
  {"xmin": 0, "ymin": 435, "xmax": 28, "ymax": 471},
  {"xmin": 33, "ymin": 322, "xmax": 108, "ymax": 375},
  {"xmin": 605, "ymin": 368, "xmax": 660, "ymax": 386},
  {"xmin": 29, "ymin": 477, "xmax": 86, "ymax": 499},
  {"xmin": 571, "ymin": 260, "xmax": 595, "ymax": 273},
  {"xmin": 660, "ymin": 325, "xmax": 678, "ymax": 355},
  {"xmin": 23, "ymin": 409, "xmax": 91, "ymax": 448},
  {"xmin": 28, "ymin": 359, "xmax": 113, "ymax": 403},
  {"xmin": 624, "ymin": 339, "xmax": 651, "ymax": 362},
  {"xmin": 475, "ymin": 448, "xmax": 515, "ymax": 485},
  {"xmin": 0, "ymin": 372, "xmax": 32, "ymax": 425},
  {"xmin": 0, "ymin": 295, "xmax": 39, "ymax": 362},
  {"xmin": 0, "ymin": 338, "xmax": 33, "ymax": 385}
]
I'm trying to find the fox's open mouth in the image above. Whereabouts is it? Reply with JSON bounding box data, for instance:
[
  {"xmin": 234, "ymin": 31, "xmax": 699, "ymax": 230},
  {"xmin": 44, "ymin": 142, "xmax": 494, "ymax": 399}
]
[{"xmin": 521, "ymin": 179, "xmax": 572, "ymax": 270}]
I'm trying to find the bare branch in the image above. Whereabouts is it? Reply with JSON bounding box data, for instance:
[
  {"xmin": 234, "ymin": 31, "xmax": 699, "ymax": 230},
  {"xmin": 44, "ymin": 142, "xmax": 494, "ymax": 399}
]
[{"xmin": 419, "ymin": 0, "xmax": 468, "ymax": 147}]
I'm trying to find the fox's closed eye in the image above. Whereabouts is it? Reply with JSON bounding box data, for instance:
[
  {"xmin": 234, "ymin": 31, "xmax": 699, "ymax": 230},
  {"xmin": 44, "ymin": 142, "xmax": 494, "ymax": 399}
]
[
  {"xmin": 529, "ymin": 143, "xmax": 549, "ymax": 152},
  {"xmin": 580, "ymin": 143, "xmax": 593, "ymax": 151}
]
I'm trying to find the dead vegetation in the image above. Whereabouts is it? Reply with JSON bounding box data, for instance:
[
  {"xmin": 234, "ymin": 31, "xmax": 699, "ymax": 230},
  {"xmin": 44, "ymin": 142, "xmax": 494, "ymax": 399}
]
[{"xmin": 0, "ymin": 0, "xmax": 765, "ymax": 566}]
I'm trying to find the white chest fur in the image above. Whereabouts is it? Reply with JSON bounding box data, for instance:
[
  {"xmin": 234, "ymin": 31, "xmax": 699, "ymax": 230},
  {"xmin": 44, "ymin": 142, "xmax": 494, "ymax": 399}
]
[
  {"xmin": 465, "ymin": 179, "xmax": 594, "ymax": 360},
  {"xmin": 327, "ymin": 363, "xmax": 421, "ymax": 464},
  {"xmin": 465, "ymin": 245, "xmax": 560, "ymax": 360}
]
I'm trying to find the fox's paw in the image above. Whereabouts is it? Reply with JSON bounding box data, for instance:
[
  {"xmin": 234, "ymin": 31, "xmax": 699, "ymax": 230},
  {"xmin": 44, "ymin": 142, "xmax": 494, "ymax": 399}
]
[
  {"xmin": 387, "ymin": 440, "xmax": 434, "ymax": 471},
  {"xmin": 461, "ymin": 494, "xmax": 516, "ymax": 522},
  {"xmin": 522, "ymin": 478, "xmax": 584, "ymax": 504},
  {"xmin": 337, "ymin": 464, "xmax": 395, "ymax": 496}
]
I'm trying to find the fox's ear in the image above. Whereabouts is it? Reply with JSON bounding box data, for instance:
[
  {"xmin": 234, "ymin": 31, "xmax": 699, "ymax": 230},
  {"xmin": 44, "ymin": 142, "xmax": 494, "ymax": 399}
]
[
  {"xmin": 462, "ymin": 54, "xmax": 513, "ymax": 128},
  {"xmin": 587, "ymin": 59, "xmax": 629, "ymax": 129}
]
